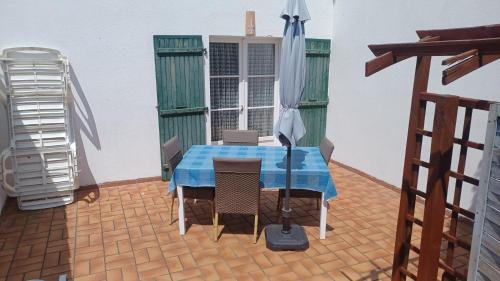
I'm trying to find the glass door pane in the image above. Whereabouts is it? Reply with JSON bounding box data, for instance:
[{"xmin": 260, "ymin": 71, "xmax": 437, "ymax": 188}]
[
  {"xmin": 209, "ymin": 42, "xmax": 240, "ymax": 141},
  {"xmin": 247, "ymin": 43, "xmax": 275, "ymax": 137}
]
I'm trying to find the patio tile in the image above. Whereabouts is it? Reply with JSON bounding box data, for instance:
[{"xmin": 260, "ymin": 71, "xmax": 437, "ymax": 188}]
[
  {"xmin": 170, "ymin": 268, "xmax": 201, "ymax": 281},
  {"xmin": 0, "ymin": 163, "xmax": 473, "ymax": 280}
]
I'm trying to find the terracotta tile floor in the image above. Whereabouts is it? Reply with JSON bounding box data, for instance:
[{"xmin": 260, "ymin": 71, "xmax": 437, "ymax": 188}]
[{"xmin": 0, "ymin": 164, "xmax": 472, "ymax": 281}]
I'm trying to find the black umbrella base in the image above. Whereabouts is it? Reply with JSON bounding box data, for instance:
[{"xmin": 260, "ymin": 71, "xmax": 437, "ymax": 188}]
[{"xmin": 265, "ymin": 224, "xmax": 309, "ymax": 251}]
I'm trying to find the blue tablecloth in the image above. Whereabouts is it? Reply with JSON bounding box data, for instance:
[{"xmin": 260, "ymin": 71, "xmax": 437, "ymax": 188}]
[{"xmin": 168, "ymin": 145, "xmax": 337, "ymax": 200}]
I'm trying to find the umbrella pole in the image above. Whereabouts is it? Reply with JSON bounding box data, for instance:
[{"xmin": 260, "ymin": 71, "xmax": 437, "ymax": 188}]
[
  {"xmin": 265, "ymin": 143, "xmax": 309, "ymax": 251},
  {"xmin": 282, "ymin": 145, "xmax": 292, "ymax": 233}
]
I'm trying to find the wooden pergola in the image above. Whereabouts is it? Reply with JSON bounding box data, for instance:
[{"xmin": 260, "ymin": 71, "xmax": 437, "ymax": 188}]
[{"xmin": 365, "ymin": 24, "xmax": 500, "ymax": 281}]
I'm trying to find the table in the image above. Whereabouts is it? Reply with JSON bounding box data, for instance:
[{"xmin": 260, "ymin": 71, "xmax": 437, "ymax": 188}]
[{"xmin": 169, "ymin": 145, "xmax": 337, "ymax": 239}]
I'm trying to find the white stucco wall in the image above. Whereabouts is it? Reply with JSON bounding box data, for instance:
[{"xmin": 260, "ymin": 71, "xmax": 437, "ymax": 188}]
[
  {"xmin": 2, "ymin": 0, "xmax": 498, "ymax": 212},
  {"xmin": 328, "ymin": 0, "xmax": 500, "ymax": 210},
  {"xmin": 0, "ymin": 0, "xmax": 334, "ymax": 194}
]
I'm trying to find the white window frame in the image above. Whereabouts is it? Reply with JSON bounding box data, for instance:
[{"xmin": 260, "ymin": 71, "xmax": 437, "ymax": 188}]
[{"xmin": 206, "ymin": 36, "xmax": 281, "ymax": 145}]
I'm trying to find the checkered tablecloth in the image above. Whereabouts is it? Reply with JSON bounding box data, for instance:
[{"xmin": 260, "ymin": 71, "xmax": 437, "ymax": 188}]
[{"xmin": 169, "ymin": 145, "xmax": 337, "ymax": 200}]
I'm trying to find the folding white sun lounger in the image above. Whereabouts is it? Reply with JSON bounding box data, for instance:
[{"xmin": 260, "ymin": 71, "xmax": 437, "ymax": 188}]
[{"xmin": 0, "ymin": 47, "xmax": 79, "ymax": 210}]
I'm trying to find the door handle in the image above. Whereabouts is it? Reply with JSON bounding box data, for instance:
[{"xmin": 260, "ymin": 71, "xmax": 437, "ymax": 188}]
[{"xmin": 240, "ymin": 105, "xmax": 244, "ymax": 113}]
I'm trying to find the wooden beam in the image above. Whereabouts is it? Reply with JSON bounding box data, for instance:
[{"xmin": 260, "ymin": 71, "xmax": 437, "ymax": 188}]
[
  {"xmin": 416, "ymin": 95, "xmax": 459, "ymax": 281},
  {"xmin": 422, "ymin": 92, "xmax": 495, "ymax": 111},
  {"xmin": 442, "ymin": 49, "xmax": 478, "ymax": 65},
  {"xmin": 369, "ymin": 37, "xmax": 500, "ymax": 57},
  {"xmin": 365, "ymin": 52, "xmax": 396, "ymax": 77},
  {"xmin": 442, "ymin": 54, "xmax": 500, "ymax": 85},
  {"xmin": 365, "ymin": 36, "xmax": 439, "ymax": 76},
  {"xmin": 391, "ymin": 55, "xmax": 432, "ymax": 281},
  {"xmin": 417, "ymin": 24, "xmax": 500, "ymax": 40},
  {"xmin": 457, "ymin": 96, "xmax": 496, "ymax": 111}
]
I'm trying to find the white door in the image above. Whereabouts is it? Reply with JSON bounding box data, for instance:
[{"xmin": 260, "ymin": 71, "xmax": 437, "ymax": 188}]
[{"xmin": 208, "ymin": 37, "xmax": 280, "ymax": 144}]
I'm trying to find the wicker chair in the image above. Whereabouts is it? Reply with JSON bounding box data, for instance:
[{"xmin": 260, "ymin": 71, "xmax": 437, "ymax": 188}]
[
  {"xmin": 277, "ymin": 137, "xmax": 335, "ymax": 212},
  {"xmin": 222, "ymin": 130, "xmax": 259, "ymax": 146},
  {"xmin": 164, "ymin": 136, "xmax": 215, "ymax": 225},
  {"xmin": 213, "ymin": 158, "xmax": 262, "ymax": 243}
]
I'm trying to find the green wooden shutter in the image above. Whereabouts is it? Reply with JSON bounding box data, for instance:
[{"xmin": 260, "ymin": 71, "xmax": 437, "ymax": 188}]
[
  {"xmin": 298, "ymin": 38, "xmax": 331, "ymax": 147},
  {"xmin": 153, "ymin": 35, "xmax": 207, "ymax": 180}
]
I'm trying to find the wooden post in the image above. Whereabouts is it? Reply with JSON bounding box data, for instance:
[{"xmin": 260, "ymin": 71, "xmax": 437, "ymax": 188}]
[
  {"xmin": 417, "ymin": 95, "xmax": 459, "ymax": 281},
  {"xmin": 392, "ymin": 55, "xmax": 432, "ymax": 281},
  {"xmin": 246, "ymin": 11, "xmax": 256, "ymax": 36}
]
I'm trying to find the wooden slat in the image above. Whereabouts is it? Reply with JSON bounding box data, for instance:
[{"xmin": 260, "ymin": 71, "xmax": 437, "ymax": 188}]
[
  {"xmin": 415, "ymin": 128, "xmax": 433, "ymax": 137},
  {"xmin": 445, "ymin": 202, "xmax": 475, "ymax": 220},
  {"xmin": 442, "ymin": 54, "xmax": 500, "ymax": 85},
  {"xmin": 454, "ymin": 137, "xmax": 485, "ymax": 150},
  {"xmin": 442, "ymin": 49, "xmax": 478, "ymax": 65},
  {"xmin": 156, "ymin": 47, "xmax": 205, "ymax": 55},
  {"xmin": 159, "ymin": 106, "xmax": 207, "ymax": 117},
  {"xmin": 406, "ymin": 214, "xmax": 423, "ymax": 226},
  {"xmin": 408, "ymin": 187, "xmax": 427, "ymax": 199},
  {"xmin": 369, "ymin": 37, "xmax": 500, "ymax": 57},
  {"xmin": 442, "ymin": 232, "xmax": 472, "ymax": 251},
  {"xmin": 391, "ymin": 55, "xmax": 432, "ymax": 281},
  {"xmin": 412, "ymin": 158, "xmax": 430, "ymax": 168},
  {"xmin": 409, "ymin": 244, "xmax": 420, "ymax": 253},
  {"xmin": 439, "ymin": 260, "xmax": 468, "ymax": 280},
  {"xmin": 417, "ymin": 95, "xmax": 459, "ymax": 281},
  {"xmin": 417, "ymin": 24, "xmax": 500, "ymax": 40},
  {"xmin": 450, "ymin": 171, "xmax": 480, "ymax": 186},
  {"xmin": 306, "ymin": 49, "xmax": 331, "ymax": 56},
  {"xmin": 298, "ymin": 100, "xmax": 329, "ymax": 108},
  {"xmin": 400, "ymin": 267, "xmax": 417, "ymax": 280}
]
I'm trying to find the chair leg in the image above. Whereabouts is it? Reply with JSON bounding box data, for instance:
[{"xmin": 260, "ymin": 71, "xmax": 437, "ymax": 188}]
[
  {"xmin": 169, "ymin": 195, "xmax": 175, "ymax": 225},
  {"xmin": 213, "ymin": 212, "xmax": 219, "ymax": 242},
  {"xmin": 276, "ymin": 192, "xmax": 282, "ymax": 210},
  {"xmin": 278, "ymin": 199, "xmax": 282, "ymax": 223},
  {"xmin": 210, "ymin": 201, "xmax": 215, "ymax": 225},
  {"xmin": 253, "ymin": 214, "xmax": 259, "ymax": 244}
]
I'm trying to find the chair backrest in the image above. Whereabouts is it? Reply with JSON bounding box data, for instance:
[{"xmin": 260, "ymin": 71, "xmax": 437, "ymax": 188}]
[
  {"xmin": 213, "ymin": 158, "xmax": 262, "ymax": 215},
  {"xmin": 222, "ymin": 130, "xmax": 259, "ymax": 146},
  {"xmin": 320, "ymin": 137, "xmax": 335, "ymax": 164},
  {"xmin": 163, "ymin": 136, "xmax": 183, "ymax": 177}
]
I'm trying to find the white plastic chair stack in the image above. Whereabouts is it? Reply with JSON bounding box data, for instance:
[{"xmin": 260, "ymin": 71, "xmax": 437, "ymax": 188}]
[{"xmin": 0, "ymin": 47, "xmax": 78, "ymax": 210}]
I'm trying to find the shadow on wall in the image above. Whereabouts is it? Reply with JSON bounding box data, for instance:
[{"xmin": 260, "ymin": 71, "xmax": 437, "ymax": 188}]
[{"xmin": 69, "ymin": 64, "xmax": 101, "ymax": 187}]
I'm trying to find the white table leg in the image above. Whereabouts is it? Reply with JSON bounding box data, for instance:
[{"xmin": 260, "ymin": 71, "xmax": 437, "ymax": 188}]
[
  {"xmin": 319, "ymin": 193, "xmax": 327, "ymax": 239},
  {"xmin": 177, "ymin": 186, "xmax": 186, "ymax": 235}
]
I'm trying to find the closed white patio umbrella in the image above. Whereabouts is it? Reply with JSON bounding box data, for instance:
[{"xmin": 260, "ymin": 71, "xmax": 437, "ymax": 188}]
[
  {"xmin": 266, "ymin": 0, "xmax": 310, "ymax": 251},
  {"xmin": 273, "ymin": 0, "xmax": 310, "ymax": 146}
]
